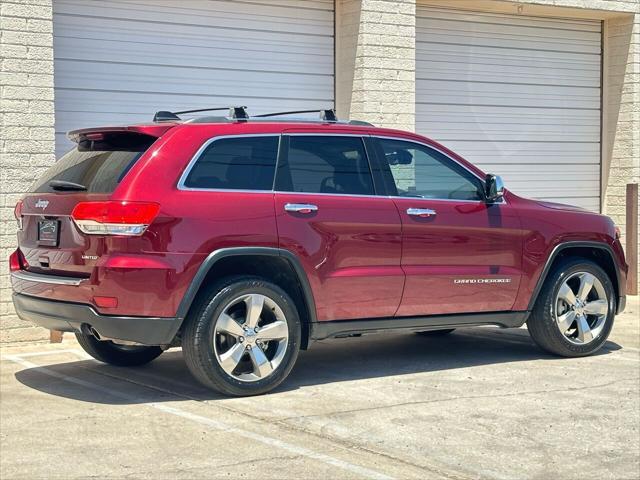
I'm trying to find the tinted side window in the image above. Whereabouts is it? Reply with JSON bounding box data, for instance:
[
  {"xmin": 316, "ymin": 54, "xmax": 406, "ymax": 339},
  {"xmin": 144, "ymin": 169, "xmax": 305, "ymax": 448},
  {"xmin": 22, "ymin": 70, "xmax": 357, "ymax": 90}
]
[
  {"xmin": 378, "ymin": 139, "xmax": 483, "ymax": 201},
  {"xmin": 184, "ymin": 136, "xmax": 279, "ymax": 190},
  {"xmin": 276, "ymin": 136, "xmax": 374, "ymax": 195}
]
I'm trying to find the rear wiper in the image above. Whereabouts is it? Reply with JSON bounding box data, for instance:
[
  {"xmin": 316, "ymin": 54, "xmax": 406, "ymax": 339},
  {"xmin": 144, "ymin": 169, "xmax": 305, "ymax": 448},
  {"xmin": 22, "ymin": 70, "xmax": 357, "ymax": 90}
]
[{"xmin": 49, "ymin": 180, "xmax": 87, "ymax": 191}]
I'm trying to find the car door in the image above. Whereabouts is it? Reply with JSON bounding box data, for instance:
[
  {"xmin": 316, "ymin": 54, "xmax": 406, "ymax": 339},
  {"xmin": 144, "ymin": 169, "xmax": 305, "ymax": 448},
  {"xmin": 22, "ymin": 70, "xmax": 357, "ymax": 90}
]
[
  {"xmin": 370, "ymin": 137, "xmax": 523, "ymax": 317},
  {"xmin": 274, "ymin": 133, "xmax": 404, "ymax": 322}
]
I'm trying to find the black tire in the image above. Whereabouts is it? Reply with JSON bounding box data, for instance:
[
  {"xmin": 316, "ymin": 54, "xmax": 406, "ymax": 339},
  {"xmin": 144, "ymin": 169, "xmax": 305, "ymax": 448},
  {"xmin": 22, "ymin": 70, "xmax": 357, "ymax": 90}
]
[
  {"xmin": 415, "ymin": 329, "xmax": 456, "ymax": 336},
  {"xmin": 182, "ymin": 276, "xmax": 301, "ymax": 397},
  {"xmin": 75, "ymin": 333, "xmax": 163, "ymax": 366},
  {"xmin": 527, "ymin": 257, "xmax": 616, "ymax": 357}
]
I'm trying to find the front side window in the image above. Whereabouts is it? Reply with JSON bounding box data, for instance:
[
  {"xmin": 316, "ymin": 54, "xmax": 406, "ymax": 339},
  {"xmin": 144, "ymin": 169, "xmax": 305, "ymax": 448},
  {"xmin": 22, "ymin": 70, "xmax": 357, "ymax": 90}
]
[
  {"xmin": 276, "ymin": 136, "xmax": 374, "ymax": 195},
  {"xmin": 378, "ymin": 139, "xmax": 483, "ymax": 201},
  {"xmin": 183, "ymin": 136, "xmax": 279, "ymax": 190}
]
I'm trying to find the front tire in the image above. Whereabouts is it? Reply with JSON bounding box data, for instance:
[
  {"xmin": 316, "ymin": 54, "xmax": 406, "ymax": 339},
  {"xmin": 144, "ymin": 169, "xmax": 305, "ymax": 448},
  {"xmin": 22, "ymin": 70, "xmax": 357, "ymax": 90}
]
[
  {"xmin": 527, "ymin": 258, "xmax": 616, "ymax": 357},
  {"xmin": 182, "ymin": 276, "xmax": 301, "ymax": 396},
  {"xmin": 75, "ymin": 333, "xmax": 163, "ymax": 366}
]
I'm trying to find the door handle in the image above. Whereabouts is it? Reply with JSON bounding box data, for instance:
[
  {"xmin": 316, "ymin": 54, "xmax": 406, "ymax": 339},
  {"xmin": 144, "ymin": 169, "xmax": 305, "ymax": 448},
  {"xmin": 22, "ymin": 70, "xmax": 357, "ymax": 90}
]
[
  {"xmin": 406, "ymin": 208, "xmax": 436, "ymax": 218},
  {"xmin": 284, "ymin": 203, "xmax": 318, "ymax": 214}
]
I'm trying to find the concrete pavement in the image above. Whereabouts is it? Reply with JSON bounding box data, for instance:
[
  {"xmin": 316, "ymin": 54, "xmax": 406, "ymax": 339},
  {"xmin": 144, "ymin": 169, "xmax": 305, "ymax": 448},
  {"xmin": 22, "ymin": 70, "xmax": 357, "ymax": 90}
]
[{"xmin": 1, "ymin": 297, "xmax": 638, "ymax": 479}]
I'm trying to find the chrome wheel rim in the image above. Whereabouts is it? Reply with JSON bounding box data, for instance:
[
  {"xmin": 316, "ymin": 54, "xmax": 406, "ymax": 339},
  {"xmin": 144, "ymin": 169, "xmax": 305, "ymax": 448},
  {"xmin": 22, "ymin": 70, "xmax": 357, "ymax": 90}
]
[
  {"xmin": 555, "ymin": 272, "xmax": 609, "ymax": 345},
  {"xmin": 213, "ymin": 293, "xmax": 289, "ymax": 382}
]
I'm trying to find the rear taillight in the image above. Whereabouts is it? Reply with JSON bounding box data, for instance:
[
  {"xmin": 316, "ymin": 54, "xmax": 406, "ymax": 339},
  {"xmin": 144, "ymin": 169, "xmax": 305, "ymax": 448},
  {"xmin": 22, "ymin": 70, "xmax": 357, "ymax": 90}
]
[
  {"xmin": 9, "ymin": 249, "xmax": 27, "ymax": 272},
  {"xmin": 71, "ymin": 201, "xmax": 160, "ymax": 236},
  {"xmin": 14, "ymin": 200, "xmax": 23, "ymax": 230}
]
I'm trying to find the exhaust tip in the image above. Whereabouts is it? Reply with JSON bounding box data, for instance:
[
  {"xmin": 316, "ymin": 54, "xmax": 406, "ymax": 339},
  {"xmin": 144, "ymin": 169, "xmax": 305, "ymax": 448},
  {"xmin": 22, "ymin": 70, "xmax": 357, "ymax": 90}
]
[{"xmin": 80, "ymin": 323, "xmax": 101, "ymax": 340}]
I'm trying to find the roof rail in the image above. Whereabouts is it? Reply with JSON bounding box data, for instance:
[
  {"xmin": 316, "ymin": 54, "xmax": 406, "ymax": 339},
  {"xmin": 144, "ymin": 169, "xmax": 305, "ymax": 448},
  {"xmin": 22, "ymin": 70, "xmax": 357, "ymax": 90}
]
[
  {"xmin": 187, "ymin": 116, "xmax": 230, "ymax": 124},
  {"xmin": 151, "ymin": 107, "xmax": 374, "ymax": 126},
  {"xmin": 253, "ymin": 109, "xmax": 337, "ymax": 122},
  {"xmin": 153, "ymin": 106, "xmax": 248, "ymax": 122},
  {"xmin": 348, "ymin": 120, "xmax": 374, "ymax": 126}
]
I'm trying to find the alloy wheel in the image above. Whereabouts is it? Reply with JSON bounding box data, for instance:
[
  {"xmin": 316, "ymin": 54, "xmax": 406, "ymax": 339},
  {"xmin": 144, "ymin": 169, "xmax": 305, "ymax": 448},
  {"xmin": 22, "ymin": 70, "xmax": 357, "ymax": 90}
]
[
  {"xmin": 213, "ymin": 293, "xmax": 289, "ymax": 382},
  {"xmin": 554, "ymin": 272, "xmax": 609, "ymax": 345}
]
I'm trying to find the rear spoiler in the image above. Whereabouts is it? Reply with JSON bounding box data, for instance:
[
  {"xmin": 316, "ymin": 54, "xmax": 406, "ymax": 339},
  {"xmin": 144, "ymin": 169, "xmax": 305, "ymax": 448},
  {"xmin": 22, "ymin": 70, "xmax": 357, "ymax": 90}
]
[{"xmin": 67, "ymin": 124, "xmax": 175, "ymax": 144}]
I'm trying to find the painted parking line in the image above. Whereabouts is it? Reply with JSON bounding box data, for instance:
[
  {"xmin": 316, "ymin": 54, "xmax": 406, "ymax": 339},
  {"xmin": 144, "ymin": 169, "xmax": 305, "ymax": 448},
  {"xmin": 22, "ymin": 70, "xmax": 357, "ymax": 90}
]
[
  {"xmin": 8, "ymin": 349, "xmax": 91, "ymax": 358},
  {"xmin": 2, "ymin": 353, "xmax": 394, "ymax": 480}
]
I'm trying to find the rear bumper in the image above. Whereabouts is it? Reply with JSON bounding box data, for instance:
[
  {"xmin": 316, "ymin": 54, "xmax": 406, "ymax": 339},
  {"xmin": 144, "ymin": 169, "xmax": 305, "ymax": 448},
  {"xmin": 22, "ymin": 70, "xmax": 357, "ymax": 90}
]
[{"xmin": 12, "ymin": 293, "xmax": 181, "ymax": 345}]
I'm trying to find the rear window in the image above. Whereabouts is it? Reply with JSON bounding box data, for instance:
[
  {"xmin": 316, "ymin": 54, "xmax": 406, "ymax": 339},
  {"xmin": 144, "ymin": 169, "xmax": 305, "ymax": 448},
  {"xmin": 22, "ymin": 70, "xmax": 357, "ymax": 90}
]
[{"xmin": 31, "ymin": 132, "xmax": 155, "ymax": 193}]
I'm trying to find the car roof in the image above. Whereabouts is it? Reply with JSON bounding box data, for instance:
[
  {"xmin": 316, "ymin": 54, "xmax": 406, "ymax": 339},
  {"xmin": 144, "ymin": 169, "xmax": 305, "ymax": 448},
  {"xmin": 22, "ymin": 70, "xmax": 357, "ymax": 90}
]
[
  {"xmin": 67, "ymin": 119, "xmax": 488, "ymax": 180},
  {"xmin": 168, "ymin": 119, "xmax": 423, "ymax": 138}
]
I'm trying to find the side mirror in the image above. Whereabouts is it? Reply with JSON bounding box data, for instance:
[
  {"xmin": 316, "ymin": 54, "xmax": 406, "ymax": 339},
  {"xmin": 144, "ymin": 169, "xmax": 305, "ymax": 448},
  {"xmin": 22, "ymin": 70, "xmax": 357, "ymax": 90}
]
[{"xmin": 485, "ymin": 174, "xmax": 505, "ymax": 203}]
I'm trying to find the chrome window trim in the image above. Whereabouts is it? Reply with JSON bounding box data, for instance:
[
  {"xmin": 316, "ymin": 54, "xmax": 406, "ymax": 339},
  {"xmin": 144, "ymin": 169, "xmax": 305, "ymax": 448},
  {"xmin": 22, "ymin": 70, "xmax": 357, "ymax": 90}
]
[
  {"xmin": 177, "ymin": 134, "xmax": 281, "ymax": 192},
  {"xmin": 175, "ymin": 132, "xmax": 506, "ymax": 205},
  {"xmin": 11, "ymin": 270, "xmax": 85, "ymax": 286},
  {"xmin": 272, "ymin": 191, "xmax": 493, "ymax": 204},
  {"xmin": 373, "ymin": 135, "xmax": 507, "ymax": 205},
  {"xmin": 274, "ymin": 190, "xmax": 383, "ymax": 199},
  {"xmin": 284, "ymin": 133, "xmax": 369, "ymax": 137}
]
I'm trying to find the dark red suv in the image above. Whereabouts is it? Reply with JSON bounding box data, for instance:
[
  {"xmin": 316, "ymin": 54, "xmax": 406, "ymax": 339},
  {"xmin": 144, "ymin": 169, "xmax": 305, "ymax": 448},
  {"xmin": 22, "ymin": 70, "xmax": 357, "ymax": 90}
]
[{"xmin": 10, "ymin": 107, "xmax": 628, "ymax": 396}]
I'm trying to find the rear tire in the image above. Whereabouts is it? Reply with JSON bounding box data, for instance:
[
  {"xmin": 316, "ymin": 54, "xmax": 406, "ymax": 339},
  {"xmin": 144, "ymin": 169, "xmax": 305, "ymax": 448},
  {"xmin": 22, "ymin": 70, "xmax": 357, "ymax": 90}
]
[
  {"xmin": 75, "ymin": 333, "xmax": 163, "ymax": 366},
  {"xmin": 415, "ymin": 329, "xmax": 455, "ymax": 336},
  {"xmin": 527, "ymin": 258, "xmax": 615, "ymax": 357},
  {"xmin": 182, "ymin": 276, "xmax": 301, "ymax": 397}
]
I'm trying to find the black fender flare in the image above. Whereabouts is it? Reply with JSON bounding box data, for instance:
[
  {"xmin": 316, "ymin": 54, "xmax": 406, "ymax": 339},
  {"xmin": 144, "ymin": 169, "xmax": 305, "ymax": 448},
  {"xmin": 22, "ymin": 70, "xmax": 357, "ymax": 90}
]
[
  {"xmin": 173, "ymin": 246, "xmax": 317, "ymax": 333},
  {"xmin": 527, "ymin": 241, "xmax": 624, "ymax": 312}
]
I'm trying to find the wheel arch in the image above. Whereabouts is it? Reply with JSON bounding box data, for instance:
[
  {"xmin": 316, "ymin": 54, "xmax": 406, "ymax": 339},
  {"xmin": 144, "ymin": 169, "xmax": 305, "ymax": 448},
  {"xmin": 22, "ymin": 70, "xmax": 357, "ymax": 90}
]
[
  {"xmin": 175, "ymin": 247, "xmax": 317, "ymax": 349},
  {"xmin": 528, "ymin": 241, "xmax": 622, "ymax": 312}
]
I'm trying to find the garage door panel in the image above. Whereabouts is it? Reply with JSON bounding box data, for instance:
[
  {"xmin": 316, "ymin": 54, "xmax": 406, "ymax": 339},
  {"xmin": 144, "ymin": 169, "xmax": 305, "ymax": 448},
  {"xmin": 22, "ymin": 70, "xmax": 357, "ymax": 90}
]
[
  {"xmin": 419, "ymin": 124, "xmax": 600, "ymax": 143},
  {"xmin": 422, "ymin": 7, "xmax": 601, "ymax": 32},
  {"xmin": 55, "ymin": 0, "xmax": 334, "ymax": 36},
  {"xmin": 54, "ymin": 0, "xmax": 334, "ymax": 156},
  {"xmin": 415, "ymin": 59, "xmax": 599, "ymax": 87},
  {"xmin": 476, "ymin": 164, "xmax": 600, "ymax": 177},
  {"xmin": 540, "ymin": 197, "xmax": 601, "ymax": 211},
  {"xmin": 54, "ymin": 18, "xmax": 333, "ymax": 61},
  {"xmin": 458, "ymin": 155, "xmax": 600, "ymax": 166},
  {"xmin": 417, "ymin": 80, "xmax": 599, "ymax": 109},
  {"xmin": 417, "ymin": 7, "xmax": 601, "ymax": 211},
  {"xmin": 54, "ymin": 89, "xmax": 330, "ymax": 113},
  {"xmin": 416, "ymin": 31, "xmax": 600, "ymax": 55},
  {"xmin": 55, "ymin": 61, "xmax": 333, "ymax": 100},
  {"xmin": 442, "ymin": 140, "xmax": 599, "ymax": 156},
  {"xmin": 54, "ymin": 38, "xmax": 333, "ymax": 75},
  {"xmin": 418, "ymin": 103, "xmax": 600, "ymax": 120},
  {"xmin": 417, "ymin": 9, "xmax": 600, "ymax": 55},
  {"xmin": 417, "ymin": 43, "xmax": 601, "ymax": 70},
  {"xmin": 417, "ymin": 19, "xmax": 601, "ymax": 46}
]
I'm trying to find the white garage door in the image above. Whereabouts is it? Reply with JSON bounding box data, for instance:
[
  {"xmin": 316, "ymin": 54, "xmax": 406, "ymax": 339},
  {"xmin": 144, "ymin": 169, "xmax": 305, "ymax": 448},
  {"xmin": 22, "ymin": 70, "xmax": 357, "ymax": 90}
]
[
  {"xmin": 53, "ymin": 0, "xmax": 334, "ymax": 156},
  {"xmin": 416, "ymin": 7, "xmax": 602, "ymax": 211}
]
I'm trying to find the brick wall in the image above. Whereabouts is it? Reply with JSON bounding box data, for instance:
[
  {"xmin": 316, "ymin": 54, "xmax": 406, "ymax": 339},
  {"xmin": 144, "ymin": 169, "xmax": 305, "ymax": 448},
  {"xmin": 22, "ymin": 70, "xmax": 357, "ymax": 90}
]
[
  {"xmin": 336, "ymin": 0, "xmax": 416, "ymax": 131},
  {"xmin": 604, "ymin": 13, "xmax": 640, "ymax": 258},
  {"xmin": 1, "ymin": 0, "xmax": 54, "ymax": 343}
]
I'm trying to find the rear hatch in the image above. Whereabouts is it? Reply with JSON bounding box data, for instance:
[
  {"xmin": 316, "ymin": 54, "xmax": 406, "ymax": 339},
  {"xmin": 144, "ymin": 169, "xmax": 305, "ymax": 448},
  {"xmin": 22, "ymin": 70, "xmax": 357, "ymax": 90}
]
[{"xmin": 16, "ymin": 126, "xmax": 170, "ymax": 277}]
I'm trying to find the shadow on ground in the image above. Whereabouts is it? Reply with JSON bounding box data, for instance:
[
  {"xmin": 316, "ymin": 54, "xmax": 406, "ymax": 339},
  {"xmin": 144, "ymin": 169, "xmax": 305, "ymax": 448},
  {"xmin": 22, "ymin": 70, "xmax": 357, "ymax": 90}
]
[{"xmin": 14, "ymin": 327, "xmax": 622, "ymax": 404}]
